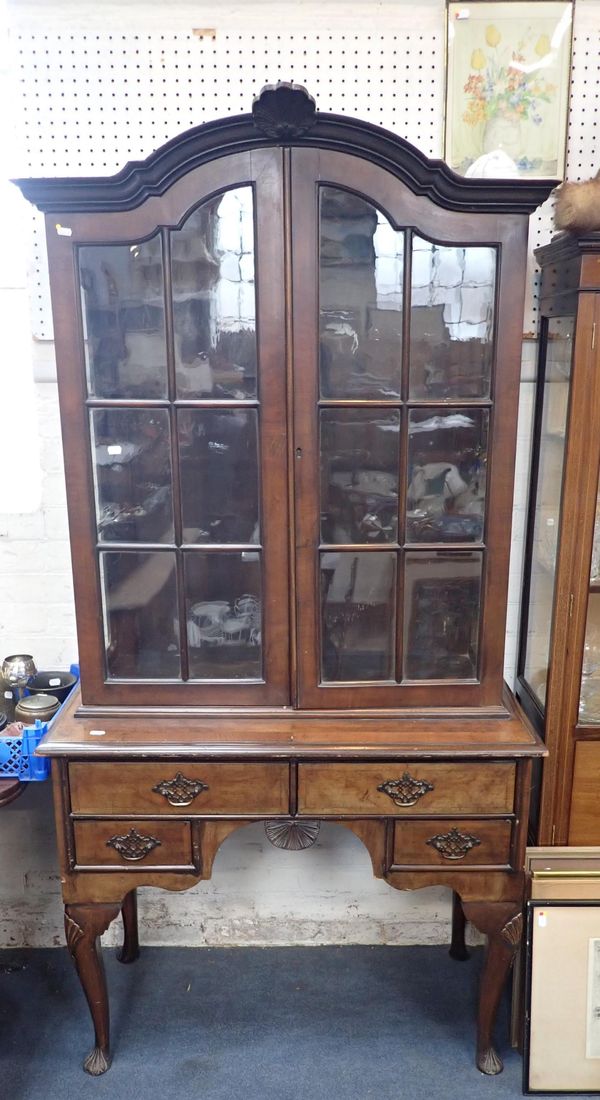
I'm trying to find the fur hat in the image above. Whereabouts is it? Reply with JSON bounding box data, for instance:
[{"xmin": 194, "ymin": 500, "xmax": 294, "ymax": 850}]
[{"xmin": 554, "ymin": 171, "xmax": 600, "ymax": 233}]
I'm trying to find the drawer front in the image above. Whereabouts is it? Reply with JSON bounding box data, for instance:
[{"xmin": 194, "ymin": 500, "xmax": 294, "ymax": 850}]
[
  {"xmin": 297, "ymin": 763, "xmax": 515, "ymax": 816},
  {"xmin": 392, "ymin": 818, "xmax": 512, "ymax": 868},
  {"xmin": 69, "ymin": 762, "xmax": 290, "ymax": 816},
  {"xmin": 74, "ymin": 819, "xmax": 192, "ymax": 868}
]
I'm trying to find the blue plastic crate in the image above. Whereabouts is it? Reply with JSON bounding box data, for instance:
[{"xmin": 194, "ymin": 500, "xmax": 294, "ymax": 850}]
[
  {"xmin": 0, "ymin": 719, "xmax": 51, "ymax": 781},
  {"xmin": 0, "ymin": 663, "xmax": 79, "ymax": 783}
]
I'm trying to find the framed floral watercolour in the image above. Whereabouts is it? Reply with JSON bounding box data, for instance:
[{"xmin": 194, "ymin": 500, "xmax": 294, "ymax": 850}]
[{"xmin": 445, "ymin": 2, "xmax": 573, "ymax": 178}]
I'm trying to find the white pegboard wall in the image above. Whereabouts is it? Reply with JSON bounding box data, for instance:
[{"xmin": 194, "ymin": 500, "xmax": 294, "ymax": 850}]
[
  {"xmin": 8, "ymin": 2, "xmax": 600, "ymax": 344},
  {"xmin": 11, "ymin": 24, "xmax": 444, "ymax": 340},
  {"xmin": 526, "ymin": 9, "xmax": 600, "ymax": 336},
  {"xmin": 566, "ymin": 21, "xmax": 599, "ymax": 180},
  {"xmin": 10, "ymin": 26, "xmax": 443, "ymax": 175}
]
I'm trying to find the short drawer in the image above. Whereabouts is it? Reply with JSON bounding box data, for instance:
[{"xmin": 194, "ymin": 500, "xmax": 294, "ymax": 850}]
[
  {"xmin": 297, "ymin": 763, "xmax": 515, "ymax": 816},
  {"xmin": 73, "ymin": 819, "xmax": 192, "ymax": 868},
  {"xmin": 392, "ymin": 818, "xmax": 512, "ymax": 868},
  {"xmin": 69, "ymin": 762, "xmax": 290, "ymax": 816}
]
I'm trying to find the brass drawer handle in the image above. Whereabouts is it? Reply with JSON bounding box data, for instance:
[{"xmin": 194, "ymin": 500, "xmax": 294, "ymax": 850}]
[
  {"xmin": 106, "ymin": 828, "xmax": 161, "ymax": 862},
  {"xmin": 152, "ymin": 772, "xmax": 209, "ymax": 807},
  {"xmin": 377, "ymin": 772, "xmax": 434, "ymax": 807},
  {"xmin": 426, "ymin": 828, "xmax": 481, "ymax": 861}
]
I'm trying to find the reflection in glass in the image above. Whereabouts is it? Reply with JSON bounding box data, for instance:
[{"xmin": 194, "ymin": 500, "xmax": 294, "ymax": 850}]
[
  {"xmin": 580, "ymin": 594, "xmax": 600, "ymax": 724},
  {"xmin": 591, "ymin": 489, "xmax": 600, "ymax": 584},
  {"xmin": 410, "ymin": 236, "xmax": 496, "ymax": 399},
  {"xmin": 90, "ymin": 409, "xmax": 174, "ymax": 543},
  {"xmin": 185, "ymin": 552, "xmax": 262, "ymax": 679},
  {"xmin": 406, "ymin": 409, "xmax": 488, "ymax": 543},
  {"xmin": 523, "ymin": 317, "xmax": 573, "ymax": 707},
  {"xmin": 321, "ymin": 551, "xmax": 396, "ymax": 681},
  {"xmin": 403, "ymin": 551, "xmax": 482, "ymax": 680},
  {"xmin": 172, "ymin": 187, "xmax": 257, "ymax": 399},
  {"xmin": 80, "ymin": 236, "xmax": 167, "ymax": 399},
  {"xmin": 101, "ymin": 551, "xmax": 180, "ymax": 679},
  {"xmin": 319, "ymin": 187, "xmax": 403, "ymax": 399},
  {"xmin": 178, "ymin": 410, "xmax": 260, "ymax": 544},
  {"xmin": 320, "ymin": 409, "xmax": 400, "ymax": 544}
]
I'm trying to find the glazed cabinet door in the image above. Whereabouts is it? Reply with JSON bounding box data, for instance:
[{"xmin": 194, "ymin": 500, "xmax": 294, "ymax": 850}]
[
  {"xmin": 48, "ymin": 150, "xmax": 290, "ymax": 706},
  {"xmin": 522, "ymin": 282, "xmax": 600, "ymax": 845},
  {"xmin": 291, "ymin": 148, "xmax": 528, "ymax": 709},
  {"xmin": 518, "ymin": 312, "xmax": 575, "ymax": 724}
]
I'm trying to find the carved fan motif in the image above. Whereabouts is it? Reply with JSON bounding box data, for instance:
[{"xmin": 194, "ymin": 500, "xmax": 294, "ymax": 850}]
[
  {"xmin": 377, "ymin": 772, "xmax": 434, "ymax": 807},
  {"xmin": 264, "ymin": 819, "xmax": 320, "ymax": 850},
  {"xmin": 106, "ymin": 828, "xmax": 161, "ymax": 862},
  {"xmin": 251, "ymin": 82, "xmax": 317, "ymax": 139}
]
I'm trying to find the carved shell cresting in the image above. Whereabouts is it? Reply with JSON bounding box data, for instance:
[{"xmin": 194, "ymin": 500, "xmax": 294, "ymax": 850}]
[{"xmin": 251, "ymin": 82, "xmax": 317, "ymax": 139}]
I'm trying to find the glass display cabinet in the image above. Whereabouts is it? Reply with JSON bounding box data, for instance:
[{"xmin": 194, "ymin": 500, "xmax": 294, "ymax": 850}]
[
  {"xmin": 16, "ymin": 84, "xmax": 553, "ymax": 1078},
  {"xmin": 517, "ymin": 231, "xmax": 600, "ymax": 846}
]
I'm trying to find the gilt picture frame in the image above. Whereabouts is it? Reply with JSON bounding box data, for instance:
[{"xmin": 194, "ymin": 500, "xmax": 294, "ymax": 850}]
[{"xmin": 445, "ymin": 1, "xmax": 573, "ymax": 179}]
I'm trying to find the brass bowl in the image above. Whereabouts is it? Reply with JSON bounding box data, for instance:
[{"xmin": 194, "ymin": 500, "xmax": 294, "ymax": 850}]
[{"xmin": 14, "ymin": 694, "xmax": 60, "ymax": 725}]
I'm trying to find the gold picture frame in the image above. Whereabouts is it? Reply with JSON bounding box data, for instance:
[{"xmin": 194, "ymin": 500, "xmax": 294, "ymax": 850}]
[
  {"xmin": 445, "ymin": 1, "xmax": 573, "ymax": 178},
  {"xmin": 525, "ymin": 900, "xmax": 600, "ymax": 1092}
]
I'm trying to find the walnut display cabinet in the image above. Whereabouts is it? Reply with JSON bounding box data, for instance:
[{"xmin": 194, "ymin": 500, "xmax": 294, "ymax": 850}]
[
  {"xmin": 16, "ymin": 84, "xmax": 553, "ymax": 1077},
  {"xmin": 517, "ymin": 232, "xmax": 600, "ymax": 847}
]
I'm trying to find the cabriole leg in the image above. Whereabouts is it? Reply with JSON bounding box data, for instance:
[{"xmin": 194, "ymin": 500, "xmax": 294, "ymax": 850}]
[
  {"xmin": 449, "ymin": 890, "xmax": 469, "ymax": 961},
  {"xmin": 462, "ymin": 901, "xmax": 523, "ymax": 1076},
  {"xmin": 64, "ymin": 902, "xmax": 121, "ymax": 1075},
  {"xmin": 117, "ymin": 889, "xmax": 140, "ymax": 964}
]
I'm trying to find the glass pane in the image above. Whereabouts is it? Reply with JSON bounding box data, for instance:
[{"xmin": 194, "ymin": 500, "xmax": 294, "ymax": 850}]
[
  {"xmin": 406, "ymin": 408, "xmax": 488, "ymax": 543},
  {"xmin": 100, "ymin": 551, "xmax": 180, "ymax": 679},
  {"xmin": 79, "ymin": 236, "xmax": 167, "ymax": 399},
  {"xmin": 410, "ymin": 237, "xmax": 496, "ymax": 399},
  {"xmin": 591, "ymin": 487, "xmax": 600, "ymax": 584},
  {"xmin": 321, "ymin": 551, "xmax": 396, "ymax": 681},
  {"xmin": 580, "ymin": 594, "xmax": 600, "ymax": 724},
  {"xmin": 90, "ymin": 409, "xmax": 174, "ymax": 543},
  {"xmin": 172, "ymin": 187, "xmax": 257, "ymax": 399},
  {"xmin": 320, "ymin": 409, "xmax": 400, "ymax": 544},
  {"xmin": 185, "ymin": 552, "xmax": 262, "ymax": 680},
  {"xmin": 523, "ymin": 316, "xmax": 574, "ymax": 707},
  {"xmin": 179, "ymin": 409, "xmax": 260, "ymax": 544},
  {"xmin": 319, "ymin": 187, "xmax": 403, "ymax": 399},
  {"xmin": 403, "ymin": 551, "xmax": 482, "ymax": 680}
]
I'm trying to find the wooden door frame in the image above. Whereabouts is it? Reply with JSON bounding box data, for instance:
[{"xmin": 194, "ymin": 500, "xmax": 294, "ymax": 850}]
[
  {"xmin": 291, "ymin": 147, "xmax": 530, "ymax": 710},
  {"xmin": 45, "ymin": 149, "xmax": 291, "ymax": 707},
  {"xmin": 536, "ymin": 290, "xmax": 600, "ymax": 843}
]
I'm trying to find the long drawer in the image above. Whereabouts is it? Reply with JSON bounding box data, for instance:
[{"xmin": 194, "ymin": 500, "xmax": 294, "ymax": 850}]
[
  {"xmin": 74, "ymin": 819, "xmax": 193, "ymax": 868},
  {"xmin": 69, "ymin": 762, "xmax": 290, "ymax": 816},
  {"xmin": 392, "ymin": 818, "xmax": 512, "ymax": 868},
  {"xmin": 297, "ymin": 762, "xmax": 515, "ymax": 816}
]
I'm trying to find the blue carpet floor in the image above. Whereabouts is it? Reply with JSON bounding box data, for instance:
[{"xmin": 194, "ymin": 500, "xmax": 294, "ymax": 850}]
[{"xmin": 0, "ymin": 944, "xmax": 562, "ymax": 1099}]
